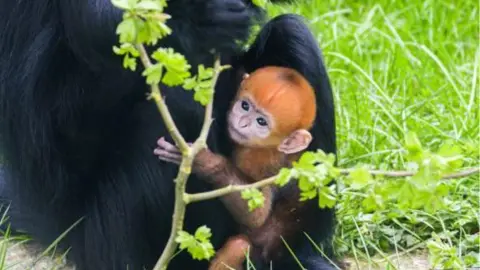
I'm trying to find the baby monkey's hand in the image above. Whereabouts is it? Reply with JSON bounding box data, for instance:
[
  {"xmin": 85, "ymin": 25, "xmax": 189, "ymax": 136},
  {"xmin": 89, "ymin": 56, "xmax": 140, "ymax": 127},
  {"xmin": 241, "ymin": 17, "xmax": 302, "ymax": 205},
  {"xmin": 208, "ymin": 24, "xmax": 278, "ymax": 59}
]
[
  {"xmin": 154, "ymin": 137, "xmax": 185, "ymax": 165},
  {"xmin": 154, "ymin": 137, "xmax": 226, "ymax": 179}
]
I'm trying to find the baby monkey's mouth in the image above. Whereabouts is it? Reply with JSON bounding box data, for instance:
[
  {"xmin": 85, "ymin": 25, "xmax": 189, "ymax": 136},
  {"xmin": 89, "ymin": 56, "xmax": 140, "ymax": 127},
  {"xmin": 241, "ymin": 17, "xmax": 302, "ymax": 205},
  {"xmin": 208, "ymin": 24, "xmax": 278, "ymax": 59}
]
[{"xmin": 228, "ymin": 125, "xmax": 248, "ymax": 143}]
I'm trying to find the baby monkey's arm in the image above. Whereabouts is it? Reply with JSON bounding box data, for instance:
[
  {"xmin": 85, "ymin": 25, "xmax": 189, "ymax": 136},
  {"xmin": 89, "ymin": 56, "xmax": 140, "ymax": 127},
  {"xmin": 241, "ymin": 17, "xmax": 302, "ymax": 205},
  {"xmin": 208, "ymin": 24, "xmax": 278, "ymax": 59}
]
[{"xmin": 154, "ymin": 137, "xmax": 273, "ymax": 228}]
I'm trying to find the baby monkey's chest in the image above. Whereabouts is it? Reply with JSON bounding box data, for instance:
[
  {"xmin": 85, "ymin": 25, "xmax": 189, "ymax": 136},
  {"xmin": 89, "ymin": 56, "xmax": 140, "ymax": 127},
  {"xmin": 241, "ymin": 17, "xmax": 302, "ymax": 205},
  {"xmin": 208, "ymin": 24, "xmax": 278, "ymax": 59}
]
[{"xmin": 233, "ymin": 148, "xmax": 287, "ymax": 181}]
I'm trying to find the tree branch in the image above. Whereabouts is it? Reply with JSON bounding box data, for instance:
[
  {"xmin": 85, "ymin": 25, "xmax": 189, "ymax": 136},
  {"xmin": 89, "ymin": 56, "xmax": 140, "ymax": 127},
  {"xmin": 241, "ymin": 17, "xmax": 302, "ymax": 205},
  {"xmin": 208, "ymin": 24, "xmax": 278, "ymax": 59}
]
[
  {"xmin": 136, "ymin": 44, "xmax": 189, "ymax": 152},
  {"xmin": 185, "ymin": 175, "xmax": 278, "ymax": 203},
  {"xmin": 152, "ymin": 54, "xmax": 225, "ymax": 270},
  {"xmin": 189, "ymin": 55, "xmax": 224, "ymax": 158},
  {"xmin": 339, "ymin": 167, "xmax": 480, "ymax": 179},
  {"xmin": 185, "ymin": 167, "xmax": 480, "ymax": 203}
]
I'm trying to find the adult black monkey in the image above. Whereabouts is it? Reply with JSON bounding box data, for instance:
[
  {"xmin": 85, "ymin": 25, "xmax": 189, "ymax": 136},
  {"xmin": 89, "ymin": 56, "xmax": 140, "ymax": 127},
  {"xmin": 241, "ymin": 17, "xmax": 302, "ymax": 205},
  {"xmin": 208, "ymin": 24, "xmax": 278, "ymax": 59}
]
[{"xmin": 0, "ymin": 1, "xmax": 337, "ymax": 270}]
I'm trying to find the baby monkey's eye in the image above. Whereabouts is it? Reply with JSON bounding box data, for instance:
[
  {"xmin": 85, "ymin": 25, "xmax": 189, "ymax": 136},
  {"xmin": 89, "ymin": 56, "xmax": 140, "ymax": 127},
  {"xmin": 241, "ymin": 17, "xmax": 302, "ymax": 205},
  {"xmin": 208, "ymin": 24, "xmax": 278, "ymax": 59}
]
[
  {"xmin": 241, "ymin": 100, "xmax": 250, "ymax": 111},
  {"xmin": 256, "ymin": 117, "xmax": 267, "ymax": 127}
]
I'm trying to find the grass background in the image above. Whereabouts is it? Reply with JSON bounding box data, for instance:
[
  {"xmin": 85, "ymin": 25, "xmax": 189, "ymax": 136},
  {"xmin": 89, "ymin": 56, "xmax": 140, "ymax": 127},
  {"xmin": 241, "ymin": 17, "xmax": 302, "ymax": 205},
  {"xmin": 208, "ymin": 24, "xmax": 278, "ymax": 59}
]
[
  {"xmin": 0, "ymin": 0, "xmax": 479, "ymax": 269},
  {"xmin": 267, "ymin": 0, "xmax": 479, "ymax": 269}
]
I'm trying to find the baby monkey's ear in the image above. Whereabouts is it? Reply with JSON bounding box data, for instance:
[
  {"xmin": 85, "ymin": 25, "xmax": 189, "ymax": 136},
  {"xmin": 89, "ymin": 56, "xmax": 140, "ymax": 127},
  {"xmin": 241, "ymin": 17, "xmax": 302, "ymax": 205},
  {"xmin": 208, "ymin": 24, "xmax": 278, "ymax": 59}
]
[
  {"xmin": 242, "ymin": 73, "xmax": 250, "ymax": 80},
  {"xmin": 277, "ymin": 129, "xmax": 312, "ymax": 154}
]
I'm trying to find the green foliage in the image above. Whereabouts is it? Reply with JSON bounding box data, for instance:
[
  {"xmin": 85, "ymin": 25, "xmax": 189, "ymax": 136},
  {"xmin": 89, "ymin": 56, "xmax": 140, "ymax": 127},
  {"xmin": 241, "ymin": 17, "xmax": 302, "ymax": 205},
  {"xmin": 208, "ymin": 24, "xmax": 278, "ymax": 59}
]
[
  {"xmin": 426, "ymin": 232, "xmax": 479, "ymax": 269},
  {"xmin": 112, "ymin": 0, "xmax": 216, "ymax": 105},
  {"xmin": 111, "ymin": 0, "xmax": 221, "ymax": 264},
  {"xmin": 112, "ymin": 43, "xmax": 140, "ymax": 71},
  {"xmin": 143, "ymin": 48, "xmax": 191, "ymax": 86},
  {"xmin": 252, "ymin": 0, "xmax": 267, "ymax": 8},
  {"xmin": 111, "ymin": 0, "xmax": 171, "ymax": 45},
  {"xmin": 241, "ymin": 188, "xmax": 265, "ymax": 211},
  {"xmin": 347, "ymin": 167, "xmax": 372, "ymax": 190},
  {"xmin": 276, "ymin": 150, "xmax": 339, "ymax": 207},
  {"xmin": 108, "ymin": 0, "xmax": 480, "ymax": 268},
  {"xmin": 268, "ymin": 0, "xmax": 479, "ymax": 267},
  {"xmin": 175, "ymin": 226, "xmax": 215, "ymax": 260},
  {"xmin": 183, "ymin": 65, "xmax": 216, "ymax": 106}
]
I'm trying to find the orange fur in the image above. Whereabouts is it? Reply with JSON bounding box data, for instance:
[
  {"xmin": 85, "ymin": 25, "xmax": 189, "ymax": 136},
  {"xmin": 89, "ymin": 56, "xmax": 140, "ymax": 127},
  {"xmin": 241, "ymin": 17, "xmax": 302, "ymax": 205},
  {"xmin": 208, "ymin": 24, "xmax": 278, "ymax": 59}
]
[
  {"xmin": 211, "ymin": 67, "xmax": 316, "ymax": 270},
  {"xmin": 237, "ymin": 66, "xmax": 316, "ymax": 140},
  {"xmin": 231, "ymin": 66, "xmax": 316, "ymax": 179},
  {"xmin": 233, "ymin": 146, "xmax": 302, "ymax": 180},
  {"xmin": 209, "ymin": 235, "xmax": 251, "ymax": 270}
]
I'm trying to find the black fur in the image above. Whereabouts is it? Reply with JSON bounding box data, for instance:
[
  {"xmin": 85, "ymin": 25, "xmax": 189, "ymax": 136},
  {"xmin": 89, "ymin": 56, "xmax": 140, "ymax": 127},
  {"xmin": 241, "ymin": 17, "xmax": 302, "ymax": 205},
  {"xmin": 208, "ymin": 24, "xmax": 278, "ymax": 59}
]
[{"xmin": 0, "ymin": 0, "xmax": 337, "ymax": 269}]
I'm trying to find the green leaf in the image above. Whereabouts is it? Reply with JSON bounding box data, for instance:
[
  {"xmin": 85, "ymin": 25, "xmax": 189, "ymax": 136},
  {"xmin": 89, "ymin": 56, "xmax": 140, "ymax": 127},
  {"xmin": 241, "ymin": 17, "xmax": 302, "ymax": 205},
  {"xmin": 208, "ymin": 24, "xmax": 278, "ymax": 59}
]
[
  {"xmin": 298, "ymin": 176, "xmax": 314, "ymax": 192},
  {"xmin": 189, "ymin": 241, "xmax": 215, "ymax": 260},
  {"xmin": 347, "ymin": 167, "xmax": 372, "ymax": 189},
  {"xmin": 151, "ymin": 48, "xmax": 191, "ymax": 86},
  {"xmin": 175, "ymin": 231, "xmax": 196, "ymax": 250},
  {"xmin": 176, "ymin": 226, "xmax": 216, "ymax": 261},
  {"xmin": 437, "ymin": 141, "xmax": 464, "ymax": 172},
  {"xmin": 136, "ymin": 0, "xmax": 165, "ymax": 10},
  {"xmin": 111, "ymin": 0, "xmax": 133, "ymax": 10},
  {"xmin": 142, "ymin": 64, "xmax": 163, "ymax": 85},
  {"xmin": 141, "ymin": 19, "xmax": 172, "ymax": 45},
  {"xmin": 275, "ymin": 168, "xmax": 292, "ymax": 187},
  {"xmin": 464, "ymin": 252, "xmax": 479, "ymax": 266},
  {"xmin": 318, "ymin": 185, "xmax": 336, "ymax": 208},
  {"xmin": 296, "ymin": 151, "xmax": 319, "ymax": 168},
  {"xmin": 361, "ymin": 192, "xmax": 384, "ymax": 212},
  {"xmin": 163, "ymin": 68, "xmax": 191, "ymax": 86},
  {"xmin": 198, "ymin": 65, "xmax": 214, "ymax": 80},
  {"xmin": 241, "ymin": 188, "xmax": 265, "ymax": 211},
  {"xmin": 135, "ymin": 18, "xmax": 151, "ymax": 44},
  {"xmin": 300, "ymin": 189, "xmax": 317, "ymax": 201},
  {"xmin": 194, "ymin": 89, "xmax": 213, "ymax": 106},
  {"xmin": 123, "ymin": 55, "xmax": 137, "ymax": 71},
  {"xmin": 116, "ymin": 17, "xmax": 137, "ymax": 43},
  {"xmin": 183, "ymin": 77, "xmax": 197, "ymax": 90},
  {"xmin": 198, "ymin": 79, "xmax": 213, "ymax": 90},
  {"xmin": 252, "ymin": 0, "xmax": 267, "ymax": 8},
  {"xmin": 405, "ymin": 131, "xmax": 424, "ymax": 162},
  {"xmin": 396, "ymin": 181, "xmax": 415, "ymax": 209},
  {"xmin": 194, "ymin": 225, "xmax": 212, "ymax": 242}
]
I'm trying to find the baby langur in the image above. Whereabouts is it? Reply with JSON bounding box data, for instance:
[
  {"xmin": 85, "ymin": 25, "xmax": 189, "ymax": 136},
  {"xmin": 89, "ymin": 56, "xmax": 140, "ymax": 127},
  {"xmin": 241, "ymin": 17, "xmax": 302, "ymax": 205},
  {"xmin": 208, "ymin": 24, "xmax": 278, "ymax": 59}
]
[{"xmin": 154, "ymin": 66, "xmax": 317, "ymax": 270}]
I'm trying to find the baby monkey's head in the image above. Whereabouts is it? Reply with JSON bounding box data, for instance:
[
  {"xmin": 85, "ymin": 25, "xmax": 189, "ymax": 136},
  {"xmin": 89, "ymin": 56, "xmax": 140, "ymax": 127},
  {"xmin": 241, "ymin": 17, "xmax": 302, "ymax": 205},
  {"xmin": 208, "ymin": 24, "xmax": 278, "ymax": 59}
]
[{"xmin": 228, "ymin": 66, "xmax": 316, "ymax": 154}]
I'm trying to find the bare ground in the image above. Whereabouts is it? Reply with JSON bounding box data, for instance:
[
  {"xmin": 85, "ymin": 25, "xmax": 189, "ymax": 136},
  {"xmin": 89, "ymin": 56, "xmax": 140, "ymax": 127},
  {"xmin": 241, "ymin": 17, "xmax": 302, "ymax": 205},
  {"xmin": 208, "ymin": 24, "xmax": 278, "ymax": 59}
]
[{"xmin": 1, "ymin": 239, "xmax": 432, "ymax": 270}]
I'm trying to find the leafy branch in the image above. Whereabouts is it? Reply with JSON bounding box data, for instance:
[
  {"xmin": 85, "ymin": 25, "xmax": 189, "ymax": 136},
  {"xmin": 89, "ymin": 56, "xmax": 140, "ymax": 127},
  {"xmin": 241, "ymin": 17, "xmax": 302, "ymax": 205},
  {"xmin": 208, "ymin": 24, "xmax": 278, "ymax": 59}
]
[
  {"xmin": 111, "ymin": 1, "xmax": 229, "ymax": 269},
  {"xmin": 110, "ymin": 1, "xmax": 479, "ymax": 269},
  {"xmin": 185, "ymin": 166, "xmax": 479, "ymax": 204}
]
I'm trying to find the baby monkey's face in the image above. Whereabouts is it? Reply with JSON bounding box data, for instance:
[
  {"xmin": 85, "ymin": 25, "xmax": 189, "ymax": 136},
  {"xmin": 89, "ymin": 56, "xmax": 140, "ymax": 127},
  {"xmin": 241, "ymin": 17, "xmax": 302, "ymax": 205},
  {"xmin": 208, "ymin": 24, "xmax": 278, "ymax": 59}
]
[{"xmin": 227, "ymin": 96, "xmax": 274, "ymax": 147}]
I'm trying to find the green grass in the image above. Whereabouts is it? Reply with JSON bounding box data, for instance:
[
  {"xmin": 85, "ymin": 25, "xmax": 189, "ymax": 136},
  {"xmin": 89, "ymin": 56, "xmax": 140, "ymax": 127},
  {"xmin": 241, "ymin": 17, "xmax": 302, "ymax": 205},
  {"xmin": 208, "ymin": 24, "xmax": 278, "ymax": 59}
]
[
  {"xmin": 0, "ymin": 0, "xmax": 478, "ymax": 269},
  {"xmin": 267, "ymin": 0, "xmax": 479, "ymax": 269}
]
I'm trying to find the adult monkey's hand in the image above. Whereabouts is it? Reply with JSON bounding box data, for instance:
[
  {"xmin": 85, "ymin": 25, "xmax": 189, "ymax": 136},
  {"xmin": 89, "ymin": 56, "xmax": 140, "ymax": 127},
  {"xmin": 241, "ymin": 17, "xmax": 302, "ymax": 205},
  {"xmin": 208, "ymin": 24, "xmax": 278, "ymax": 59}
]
[{"xmin": 165, "ymin": 0, "xmax": 261, "ymax": 55}]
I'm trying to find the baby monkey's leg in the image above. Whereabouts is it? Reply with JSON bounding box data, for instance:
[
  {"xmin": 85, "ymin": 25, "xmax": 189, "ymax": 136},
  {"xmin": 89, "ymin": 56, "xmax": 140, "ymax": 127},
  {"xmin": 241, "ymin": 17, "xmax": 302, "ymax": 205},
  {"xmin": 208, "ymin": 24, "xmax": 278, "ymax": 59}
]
[{"xmin": 209, "ymin": 235, "xmax": 251, "ymax": 270}]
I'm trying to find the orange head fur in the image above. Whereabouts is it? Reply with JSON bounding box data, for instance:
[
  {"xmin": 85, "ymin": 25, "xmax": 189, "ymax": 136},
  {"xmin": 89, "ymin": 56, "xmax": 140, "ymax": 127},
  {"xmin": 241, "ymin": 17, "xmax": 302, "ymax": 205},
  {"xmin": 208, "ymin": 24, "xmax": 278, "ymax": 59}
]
[{"xmin": 236, "ymin": 66, "xmax": 316, "ymax": 143}]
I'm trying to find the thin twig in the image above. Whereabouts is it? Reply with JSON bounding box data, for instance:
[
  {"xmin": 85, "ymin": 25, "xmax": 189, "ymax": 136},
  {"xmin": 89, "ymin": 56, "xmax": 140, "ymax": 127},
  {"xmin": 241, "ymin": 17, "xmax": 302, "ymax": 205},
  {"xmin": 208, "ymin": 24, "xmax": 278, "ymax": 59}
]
[
  {"xmin": 136, "ymin": 44, "xmax": 189, "ymax": 151},
  {"xmin": 185, "ymin": 167, "xmax": 480, "ymax": 203},
  {"xmin": 185, "ymin": 176, "xmax": 278, "ymax": 203},
  {"xmin": 339, "ymin": 167, "xmax": 480, "ymax": 179},
  {"xmin": 189, "ymin": 55, "xmax": 223, "ymax": 157},
  {"xmin": 152, "ymin": 55, "xmax": 225, "ymax": 270}
]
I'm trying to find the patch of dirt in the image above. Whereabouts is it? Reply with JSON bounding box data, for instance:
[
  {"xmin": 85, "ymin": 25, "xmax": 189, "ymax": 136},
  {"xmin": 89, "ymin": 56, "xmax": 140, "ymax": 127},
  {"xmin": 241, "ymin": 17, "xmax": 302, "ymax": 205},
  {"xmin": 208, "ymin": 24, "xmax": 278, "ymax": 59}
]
[
  {"xmin": 3, "ymin": 239, "xmax": 433, "ymax": 270},
  {"xmin": 344, "ymin": 251, "xmax": 430, "ymax": 270},
  {"xmin": 2, "ymin": 240, "xmax": 74, "ymax": 270}
]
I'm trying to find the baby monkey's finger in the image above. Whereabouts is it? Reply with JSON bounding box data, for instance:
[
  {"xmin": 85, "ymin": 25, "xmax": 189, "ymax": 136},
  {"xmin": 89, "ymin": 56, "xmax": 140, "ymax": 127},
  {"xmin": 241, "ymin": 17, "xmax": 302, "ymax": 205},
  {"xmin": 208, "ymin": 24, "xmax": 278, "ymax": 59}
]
[
  {"xmin": 158, "ymin": 156, "xmax": 182, "ymax": 165},
  {"xmin": 153, "ymin": 148, "xmax": 182, "ymax": 163},
  {"xmin": 157, "ymin": 137, "xmax": 181, "ymax": 154}
]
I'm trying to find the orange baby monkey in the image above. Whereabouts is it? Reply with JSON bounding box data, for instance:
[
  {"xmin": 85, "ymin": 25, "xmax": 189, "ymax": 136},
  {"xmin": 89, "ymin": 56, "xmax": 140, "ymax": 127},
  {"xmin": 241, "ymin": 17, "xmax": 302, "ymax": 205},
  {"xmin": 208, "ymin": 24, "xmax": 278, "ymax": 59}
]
[{"xmin": 154, "ymin": 66, "xmax": 317, "ymax": 269}]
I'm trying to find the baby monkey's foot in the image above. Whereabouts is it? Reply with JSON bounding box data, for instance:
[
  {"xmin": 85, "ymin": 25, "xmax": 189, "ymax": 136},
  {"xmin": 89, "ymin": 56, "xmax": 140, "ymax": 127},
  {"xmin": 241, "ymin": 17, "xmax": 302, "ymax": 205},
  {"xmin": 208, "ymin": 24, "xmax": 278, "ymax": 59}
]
[{"xmin": 154, "ymin": 137, "xmax": 183, "ymax": 164}]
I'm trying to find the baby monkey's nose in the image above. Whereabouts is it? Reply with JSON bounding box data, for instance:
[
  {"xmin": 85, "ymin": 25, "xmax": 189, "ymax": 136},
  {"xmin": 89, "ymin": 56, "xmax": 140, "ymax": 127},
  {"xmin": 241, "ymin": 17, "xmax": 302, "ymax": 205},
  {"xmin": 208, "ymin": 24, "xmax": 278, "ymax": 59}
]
[{"xmin": 238, "ymin": 117, "xmax": 250, "ymax": 128}]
